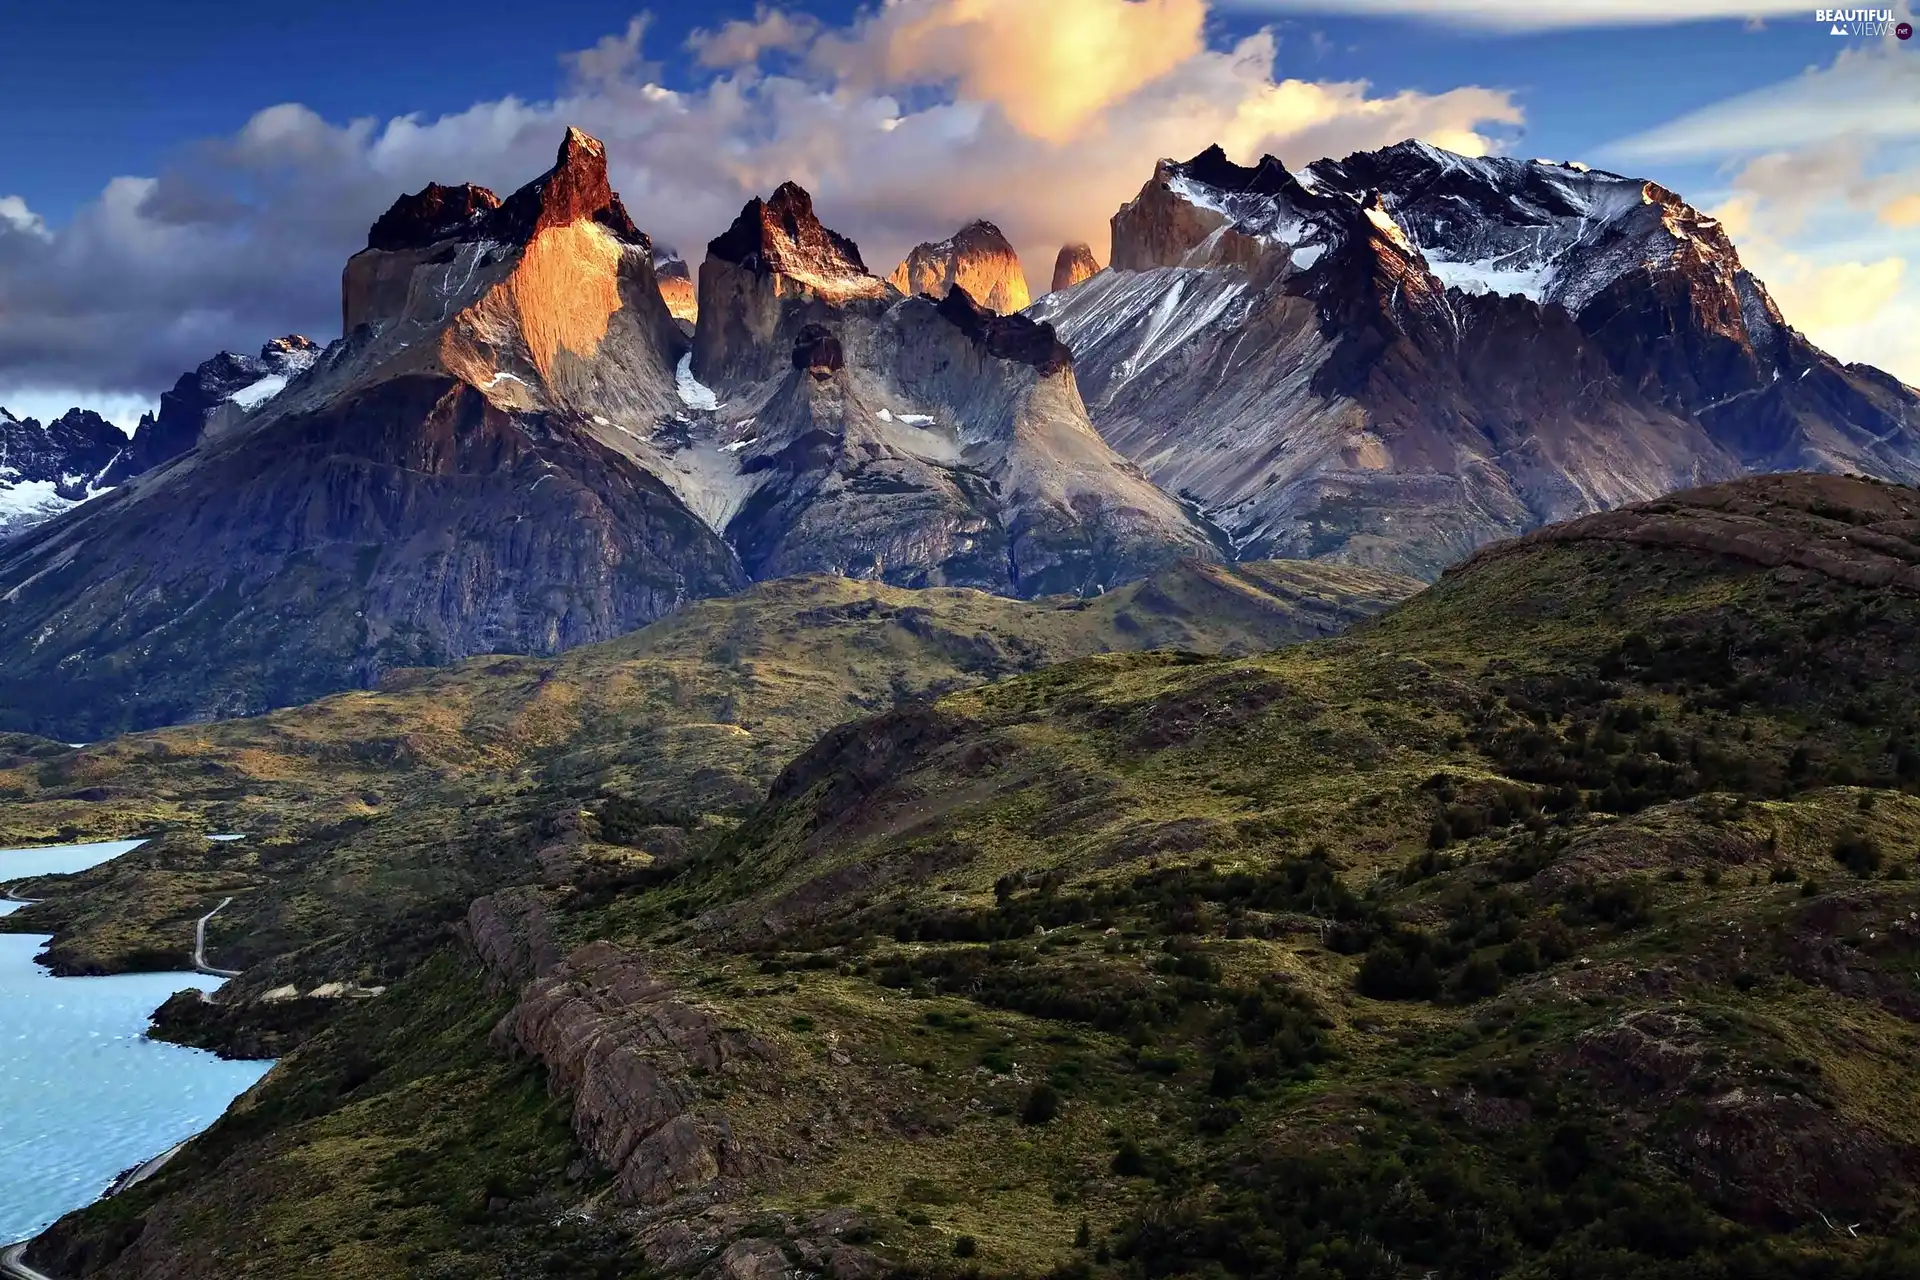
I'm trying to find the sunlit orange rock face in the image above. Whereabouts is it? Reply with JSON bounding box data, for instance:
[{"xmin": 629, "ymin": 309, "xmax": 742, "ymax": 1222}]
[
  {"xmin": 1051, "ymin": 242, "xmax": 1101, "ymax": 292},
  {"xmin": 338, "ymin": 127, "xmax": 686, "ymax": 424},
  {"xmin": 654, "ymin": 252, "xmax": 698, "ymax": 324},
  {"xmin": 887, "ymin": 220, "xmax": 1031, "ymax": 313}
]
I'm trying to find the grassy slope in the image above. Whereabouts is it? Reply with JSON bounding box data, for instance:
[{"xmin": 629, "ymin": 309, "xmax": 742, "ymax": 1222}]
[
  {"xmin": 34, "ymin": 475, "xmax": 1920, "ymax": 1278},
  {"xmin": 0, "ymin": 560, "xmax": 1414, "ymax": 982}
]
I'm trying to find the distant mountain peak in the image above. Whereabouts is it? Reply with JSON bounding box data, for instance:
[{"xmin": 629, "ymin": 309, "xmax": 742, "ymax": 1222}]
[
  {"xmin": 887, "ymin": 220, "xmax": 1031, "ymax": 314},
  {"xmin": 1050, "ymin": 243, "xmax": 1101, "ymax": 293}
]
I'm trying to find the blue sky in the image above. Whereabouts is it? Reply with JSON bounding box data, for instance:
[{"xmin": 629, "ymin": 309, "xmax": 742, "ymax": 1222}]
[{"xmin": 2, "ymin": 0, "xmax": 1915, "ymax": 423}]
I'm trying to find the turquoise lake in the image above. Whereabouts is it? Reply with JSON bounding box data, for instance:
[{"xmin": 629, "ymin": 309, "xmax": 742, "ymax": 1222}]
[{"xmin": 1, "ymin": 841, "xmax": 273, "ymax": 1245}]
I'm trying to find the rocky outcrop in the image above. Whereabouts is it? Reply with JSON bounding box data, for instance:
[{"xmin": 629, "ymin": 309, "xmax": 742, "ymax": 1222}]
[
  {"xmin": 1031, "ymin": 140, "xmax": 1920, "ymax": 579},
  {"xmin": 886, "ymin": 220, "xmax": 1032, "ymax": 313},
  {"xmin": 467, "ymin": 886, "xmax": 567, "ymax": 987},
  {"xmin": 491, "ymin": 941, "xmax": 775, "ymax": 1205},
  {"xmin": 1050, "ymin": 242, "xmax": 1100, "ymax": 292}
]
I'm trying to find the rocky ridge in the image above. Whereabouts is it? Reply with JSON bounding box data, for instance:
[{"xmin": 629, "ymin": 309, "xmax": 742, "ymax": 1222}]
[{"xmin": 0, "ymin": 407, "xmax": 125, "ymax": 537}]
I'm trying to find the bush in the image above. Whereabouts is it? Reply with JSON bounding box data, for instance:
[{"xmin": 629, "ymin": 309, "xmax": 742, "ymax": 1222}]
[
  {"xmin": 1021, "ymin": 1083, "xmax": 1061, "ymax": 1125},
  {"xmin": 1832, "ymin": 830, "xmax": 1883, "ymax": 877},
  {"xmin": 1357, "ymin": 934, "xmax": 1442, "ymax": 1000},
  {"xmin": 952, "ymin": 1236, "xmax": 977, "ymax": 1258}
]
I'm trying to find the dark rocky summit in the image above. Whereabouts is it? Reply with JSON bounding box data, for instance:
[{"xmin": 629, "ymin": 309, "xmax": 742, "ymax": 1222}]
[{"xmin": 365, "ymin": 180, "xmax": 502, "ymax": 251}]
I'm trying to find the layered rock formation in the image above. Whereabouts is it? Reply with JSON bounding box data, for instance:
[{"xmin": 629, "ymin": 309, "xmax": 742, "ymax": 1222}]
[
  {"xmin": 681, "ymin": 185, "xmax": 1217, "ymax": 595},
  {"xmin": 0, "ymin": 128, "xmax": 744, "ymax": 735},
  {"xmin": 1031, "ymin": 141, "xmax": 1920, "ymax": 577},
  {"xmin": 1051, "ymin": 242, "xmax": 1100, "ymax": 292},
  {"xmin": 887, "ymin": 219, "xmax": 1032, "ymax": 313}
]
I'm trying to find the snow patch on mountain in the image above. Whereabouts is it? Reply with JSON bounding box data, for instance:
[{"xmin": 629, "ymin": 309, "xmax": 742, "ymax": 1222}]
[
  {"xmin": 229, "ymin": 375, "xmax": 288, "ymax": 410},
  {"xmin": 676, "ymin": 354, "xmax": 720, "ymax": 411}
]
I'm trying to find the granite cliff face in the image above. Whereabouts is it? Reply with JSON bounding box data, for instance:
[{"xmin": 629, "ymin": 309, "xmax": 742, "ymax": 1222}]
[
  {"xmin": 0, "ymin": 128, "xmax": 745, "ymax": 737},
  {"xmin": 887, "ymin": 219, "xmax": 1033, "ymax": 313},
  {"xmin": 1032, "ymin": 141, "xmax": 1920, "ymax": 577}
]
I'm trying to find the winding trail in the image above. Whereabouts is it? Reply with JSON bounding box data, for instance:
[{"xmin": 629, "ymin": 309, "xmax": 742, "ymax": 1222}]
[
  {"xmin": 193, "ymin": 898, "xmax": 240, "ymax": 979},
  {"xmin": 1, "ymin": 1242, "xmax": 57, "ymax": 1280},
  {"xmin": 0, "ymin": 884, "xmax": 40, "ymax": 905}
]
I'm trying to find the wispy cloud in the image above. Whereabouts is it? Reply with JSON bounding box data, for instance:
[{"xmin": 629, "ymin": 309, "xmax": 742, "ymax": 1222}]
[{"xmin": 1606, "ymin": 38, "xmax": 1920, "ymax": 161}]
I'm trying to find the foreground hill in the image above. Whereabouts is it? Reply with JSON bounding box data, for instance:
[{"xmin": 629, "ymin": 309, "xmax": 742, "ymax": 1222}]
[{"xmin": 19, "ymin": 474, "xmax": 1920, "ymax": 1279}]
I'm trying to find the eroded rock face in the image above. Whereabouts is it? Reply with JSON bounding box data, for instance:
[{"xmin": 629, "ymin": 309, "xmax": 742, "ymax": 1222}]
[
  {"xmin": 1050, "ymin": 242, "xmax": 1100, "ymax": 292},
  {"xmin": 685, "ymin": 181, "xmax": 1215, "ymax": 599},
  {"xmin": 492, "ymin": 941, "xmax": 774, "ymax": 1206},
  {"xmin": 887, "ymin": 220, "xmax": 1031, "ymax": 313}
]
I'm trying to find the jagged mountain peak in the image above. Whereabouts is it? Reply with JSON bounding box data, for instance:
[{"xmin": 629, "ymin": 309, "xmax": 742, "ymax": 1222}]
[
  {"xmin": 365, "ymin": 182, "xmax": 502, "ymax": 252},
  {"xmin": 491, "ymin": 126, "xmax": 647, "ymax": 248},
  {"xmin": 887, "ymin": 220, "xmax": 1031, "ymax": 314},
  {"xmin": 359, "ymin": 127, "xmax": 645, "ymax": 262},
  {"xmin": 707, "ymin": 182, "xmax": 888, "ymax": 301}
]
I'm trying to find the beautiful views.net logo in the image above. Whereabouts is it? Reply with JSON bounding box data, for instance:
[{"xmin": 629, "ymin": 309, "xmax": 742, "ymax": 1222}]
[{"xmin": 1814, "ymin": 7, "xmax": 1910, "ymax": 36}]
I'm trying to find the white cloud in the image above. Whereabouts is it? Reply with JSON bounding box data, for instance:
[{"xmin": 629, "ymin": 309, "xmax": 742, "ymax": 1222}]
[
  {"xmin": 0, "ymin": 1, "xmax": 1525, "ymax": 402},
  {"xmin": 1217, "ymin": 0, "xmax": 1815, "ymax": 29},
  {"xmin": 0, "ymin": 196, "xmax": 50, "ymax": 241}
]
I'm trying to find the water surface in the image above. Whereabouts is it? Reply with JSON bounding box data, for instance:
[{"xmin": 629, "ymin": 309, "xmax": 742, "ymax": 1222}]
[{"xmin": 1, "ymin": 842, "xmax": 273, "ymax": 1244}]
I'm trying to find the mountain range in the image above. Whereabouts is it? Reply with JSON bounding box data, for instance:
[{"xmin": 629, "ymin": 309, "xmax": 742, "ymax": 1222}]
[{"xmin": 2, "ymin": 129, "xmax": 1917, "ymax": 737}]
